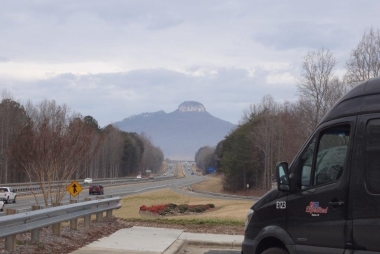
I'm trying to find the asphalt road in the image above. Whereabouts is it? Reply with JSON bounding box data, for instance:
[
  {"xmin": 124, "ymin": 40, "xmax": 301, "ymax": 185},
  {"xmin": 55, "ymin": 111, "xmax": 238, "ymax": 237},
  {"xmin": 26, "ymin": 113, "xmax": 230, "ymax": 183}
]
[
  {"xmin": 0, "ymin": 173, "xmax": 206, "ymax": 214},
  {"xmin": 0, "ymin": 163, "xmax": 256, "ymax": 216}
]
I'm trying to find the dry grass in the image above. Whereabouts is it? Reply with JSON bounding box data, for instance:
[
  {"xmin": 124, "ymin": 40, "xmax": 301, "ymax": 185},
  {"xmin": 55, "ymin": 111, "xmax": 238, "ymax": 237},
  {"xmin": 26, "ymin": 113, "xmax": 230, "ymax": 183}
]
[
  {"xmin": 191, "ymin": 175, "xmax": 224, "ymax": 193},
  {"xmin": 191, "ymin": 172, "xmax": 268, "ymax": 197},
  {"xmin": 114, "ymin": 188, "xmax": 254, "ymax": 223},
  {"xmin": 175, "ymin": 163, "xmax": 186, "ymax": 178}
]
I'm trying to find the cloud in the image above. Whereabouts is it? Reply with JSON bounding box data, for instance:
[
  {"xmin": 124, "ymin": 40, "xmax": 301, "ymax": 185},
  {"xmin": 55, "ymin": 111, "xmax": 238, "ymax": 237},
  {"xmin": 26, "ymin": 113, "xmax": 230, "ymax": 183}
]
[
  {"xmin": 0, "ymin": 56, "xmax": 9, "ymax": 62},
  {"xmin": 1, "ymin": 0, "xmax": 380, "ymax": 130},
  {"xmin": 252, "ymin": 22, "xmax": 349, "ymax": 50},
  {"xmin": 0, "ymin": 66, "xmax": 298, "ymax": 127}
]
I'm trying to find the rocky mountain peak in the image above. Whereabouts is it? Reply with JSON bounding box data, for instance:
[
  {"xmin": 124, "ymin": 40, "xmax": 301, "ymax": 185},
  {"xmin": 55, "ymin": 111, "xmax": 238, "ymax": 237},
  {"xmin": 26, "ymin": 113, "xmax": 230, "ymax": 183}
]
[{"xmin": 178, "ymin": 101, "xmax": 206, "ymax": 113}]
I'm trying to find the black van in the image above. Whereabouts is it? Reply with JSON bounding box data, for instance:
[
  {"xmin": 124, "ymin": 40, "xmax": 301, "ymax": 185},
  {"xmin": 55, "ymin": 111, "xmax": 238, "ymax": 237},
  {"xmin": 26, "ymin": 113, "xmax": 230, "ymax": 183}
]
[{"xmin": 242, "ymin": 77, "xmax": 380, "ymax": 254}]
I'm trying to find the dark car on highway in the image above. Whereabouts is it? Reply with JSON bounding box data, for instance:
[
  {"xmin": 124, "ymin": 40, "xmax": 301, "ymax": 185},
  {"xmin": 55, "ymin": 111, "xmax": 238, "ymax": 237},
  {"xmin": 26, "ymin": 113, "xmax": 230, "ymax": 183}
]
[{"xmin": 89, "ymin": 184, "xmax": 104, "ymax": 195}]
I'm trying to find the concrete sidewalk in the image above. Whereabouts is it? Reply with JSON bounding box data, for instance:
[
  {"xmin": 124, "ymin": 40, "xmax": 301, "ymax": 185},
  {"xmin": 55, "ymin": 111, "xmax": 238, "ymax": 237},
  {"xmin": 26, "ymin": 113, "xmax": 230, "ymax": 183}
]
[{"xmin": 70, "ymin": 226, "xmax": 244, "ymax": 254}]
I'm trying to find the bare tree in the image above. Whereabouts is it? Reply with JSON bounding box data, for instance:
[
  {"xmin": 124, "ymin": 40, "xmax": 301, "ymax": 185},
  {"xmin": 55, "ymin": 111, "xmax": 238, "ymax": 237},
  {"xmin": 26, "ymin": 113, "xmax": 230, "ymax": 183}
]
[
  {"xmin": 250, "ymin": 95, "xmax": 280, "ymax": 190},
  {"xmin": 297, "ymin": 48, "xmax": 342, "ymax": 129},
  {"xmin": 0, "ymin": 92, "xmax": 27, "ymax": 183},
  {"xmin": 345, "ymin": 27, "xmax": 380, "ymax": 87},
  {"xmin": 12, "ymin": 100, "xmax": 102, "ymax": 206}
]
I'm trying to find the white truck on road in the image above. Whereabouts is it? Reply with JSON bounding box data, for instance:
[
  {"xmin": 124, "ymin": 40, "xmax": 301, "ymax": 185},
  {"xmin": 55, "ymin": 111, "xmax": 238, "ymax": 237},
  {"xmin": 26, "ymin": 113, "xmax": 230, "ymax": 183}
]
[{"xmin": 0, "ymin": 187, "xmax": 17, "ymax": 204}]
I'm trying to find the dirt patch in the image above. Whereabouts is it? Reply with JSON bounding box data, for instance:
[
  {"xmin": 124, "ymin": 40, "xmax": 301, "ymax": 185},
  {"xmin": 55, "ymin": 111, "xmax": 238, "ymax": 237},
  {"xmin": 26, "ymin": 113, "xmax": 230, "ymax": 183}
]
[{"xmin": 0, "ymin": 217, "xmax": 131, "ymax": 254}]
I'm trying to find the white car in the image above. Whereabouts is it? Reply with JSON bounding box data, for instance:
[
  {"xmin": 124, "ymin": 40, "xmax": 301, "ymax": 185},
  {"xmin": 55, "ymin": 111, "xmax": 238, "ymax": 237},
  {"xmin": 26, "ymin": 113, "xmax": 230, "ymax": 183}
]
[
  {"xmin": 0, "ymin": 201, "xmax": 4, "ymax": 212},
  {"xmin": 0, "ymin": 187, "xmax": 17, "ymax": 203},
  {"xmin": 84, "ymin": 178, "xmax": 93, "ymax": 184}
]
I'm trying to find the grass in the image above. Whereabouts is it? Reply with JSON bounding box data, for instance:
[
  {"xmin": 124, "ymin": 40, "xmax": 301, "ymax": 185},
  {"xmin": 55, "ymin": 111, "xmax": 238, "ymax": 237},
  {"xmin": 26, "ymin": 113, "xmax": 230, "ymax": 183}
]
[
  {"xmin": 114, "ymin": 188, "xmax": 255, "ymax": 226},
  {"xmin": 191, "ymin": 175, "xmax": 224, "ymax": 193},
  {"xmin": 175, "ymin": 164, "xmax": 186, "ymax": 178}
]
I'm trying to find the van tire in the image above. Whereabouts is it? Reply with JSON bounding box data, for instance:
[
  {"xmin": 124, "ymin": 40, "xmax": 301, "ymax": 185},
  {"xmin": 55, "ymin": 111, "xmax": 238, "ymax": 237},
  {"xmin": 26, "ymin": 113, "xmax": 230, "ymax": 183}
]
[{"xmin": 261, "ymin": 248, "xmax": 289, "ymax": 254}]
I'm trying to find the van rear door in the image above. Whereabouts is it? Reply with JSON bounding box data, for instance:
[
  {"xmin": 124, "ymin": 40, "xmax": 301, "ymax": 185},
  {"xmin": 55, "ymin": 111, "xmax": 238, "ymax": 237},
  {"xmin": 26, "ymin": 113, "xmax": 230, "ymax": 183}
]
[{"xmin": 286, "ymin": 118, "xmax": 355, "ymax": 253}]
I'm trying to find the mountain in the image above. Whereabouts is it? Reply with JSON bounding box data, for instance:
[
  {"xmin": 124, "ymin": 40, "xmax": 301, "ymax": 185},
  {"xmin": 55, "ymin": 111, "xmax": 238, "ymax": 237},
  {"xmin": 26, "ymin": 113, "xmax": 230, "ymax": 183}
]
[{"xmin": 113, "ymin": 101, "xmax": 236, "ymax": 160}]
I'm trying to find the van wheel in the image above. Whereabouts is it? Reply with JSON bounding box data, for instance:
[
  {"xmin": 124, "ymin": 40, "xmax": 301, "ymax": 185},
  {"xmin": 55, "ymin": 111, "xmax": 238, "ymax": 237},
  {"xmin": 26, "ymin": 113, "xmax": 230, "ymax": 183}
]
[
  {"xmin": 261, "ymin": 248, "xmax": 289, "ymax": 254},
  {"xmin": 13, "ymin": 196, "xmax": 16, "ymax": 203}
]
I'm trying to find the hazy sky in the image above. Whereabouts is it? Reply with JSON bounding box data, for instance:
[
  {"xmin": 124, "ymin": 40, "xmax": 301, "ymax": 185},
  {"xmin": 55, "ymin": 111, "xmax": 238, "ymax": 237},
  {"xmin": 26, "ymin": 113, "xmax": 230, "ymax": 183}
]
[{"xmin": 1, "ymin": 0, "xmax": 379, "ymax": 127}]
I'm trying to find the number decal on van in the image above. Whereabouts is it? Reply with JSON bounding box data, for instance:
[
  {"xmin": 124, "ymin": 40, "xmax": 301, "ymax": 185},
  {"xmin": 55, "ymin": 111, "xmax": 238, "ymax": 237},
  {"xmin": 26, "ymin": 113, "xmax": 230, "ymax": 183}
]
[{"xmin": 276, "ymin": 201, "xmax": 286, "ymax": 209}]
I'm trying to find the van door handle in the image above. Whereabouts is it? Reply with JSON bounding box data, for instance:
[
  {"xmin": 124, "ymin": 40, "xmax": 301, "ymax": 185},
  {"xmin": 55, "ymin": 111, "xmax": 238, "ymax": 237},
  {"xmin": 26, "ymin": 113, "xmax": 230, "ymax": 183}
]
[{"xmin": 329, "ymin": 201, "xmax": 345, "ymax": 206}]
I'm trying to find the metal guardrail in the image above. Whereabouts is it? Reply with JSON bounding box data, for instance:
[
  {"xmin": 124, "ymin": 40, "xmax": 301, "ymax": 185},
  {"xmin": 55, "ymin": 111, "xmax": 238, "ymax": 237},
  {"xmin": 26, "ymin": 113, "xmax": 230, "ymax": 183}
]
[
  {"xmin": 0, "ymin": 196, "xmax": 122, "ymax": 250},
  {"xmin": 2, "ymin": 175, "xmax": 175, "ymax": 189},
  {"xmin": 6, "ymin": 175, "xmax": 175, "ymax": 198}
]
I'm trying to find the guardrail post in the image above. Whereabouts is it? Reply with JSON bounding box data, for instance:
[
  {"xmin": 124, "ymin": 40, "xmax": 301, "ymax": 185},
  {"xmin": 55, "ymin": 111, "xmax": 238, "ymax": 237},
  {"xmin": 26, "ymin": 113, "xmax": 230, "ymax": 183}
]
[
  {"xmin": 84, "ymin": 215, "xmax": 91, "ymax": 227},
  {"xmin": 31, "ymin": 228, "xmax": 41, "ymax": 242},
  {"xmin": 32, "ymin": 205, "xmax": 41, "ymax": 210},
  {"xmin": 6, "ymin": 208, "xmax": 17, "ymax": 215},
  {"xmin": 69, "ymin": 200, "xmax": 78, "ymax": 230},
  {"xmin": 31, "ymin": 205, "xmax": 41, "ymax": 242},
  {"xmin": 5, "ymin": 235, "xmax": 16, "ymax": 250},
  {"xmin": 96, "ymin": 212, "xmax": 103, "ymax": 222},
  {"xmin": 53, "ymin": 222, "xmax": 62, "ymax": 235},
  {"xmin": 52, "ymin": 203, "xmax": 61, "ymax": 235},
  {"xmin": 106, "ymin": 209, "xmax": 113, "ymax": 219}
]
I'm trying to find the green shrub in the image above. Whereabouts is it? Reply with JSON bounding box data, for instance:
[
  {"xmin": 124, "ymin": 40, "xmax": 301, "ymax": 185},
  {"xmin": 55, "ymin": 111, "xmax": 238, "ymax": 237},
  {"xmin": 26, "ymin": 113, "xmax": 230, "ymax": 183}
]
[
  {"xmin": 195, "ymin": 207, "xmax": 203, "ymax": 213},
  {"xmin": 178, "ymin": 204, "xmax": 188, "ymax": 211},
  {"xmin": 168, "ymin": 203, "xmax": 177, "ymax": 209},
  {"xmin": 207, "ymin": 204, "xmax": 215, "ymax": 208}
]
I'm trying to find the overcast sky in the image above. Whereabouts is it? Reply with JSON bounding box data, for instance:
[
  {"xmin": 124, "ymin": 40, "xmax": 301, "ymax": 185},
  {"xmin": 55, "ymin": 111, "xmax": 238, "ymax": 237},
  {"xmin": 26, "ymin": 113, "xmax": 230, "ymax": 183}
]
[{"xmin": 1, "ymin": 0, "xmax": 379, "ymax": 127}]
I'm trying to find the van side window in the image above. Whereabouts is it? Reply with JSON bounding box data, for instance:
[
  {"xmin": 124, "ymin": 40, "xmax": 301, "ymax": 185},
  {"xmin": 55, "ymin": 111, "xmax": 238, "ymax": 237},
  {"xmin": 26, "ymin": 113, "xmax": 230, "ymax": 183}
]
[
  {"xmin": 366, "ymin": 119, "xmax": 380, "ymax": 194},
  {"xmin": 314, "ymin": 125, "xmax": 350, "ymax": 186},
  {"xmin": 298, "ymin": 139, "xmax": 315, "ymax": 189}
]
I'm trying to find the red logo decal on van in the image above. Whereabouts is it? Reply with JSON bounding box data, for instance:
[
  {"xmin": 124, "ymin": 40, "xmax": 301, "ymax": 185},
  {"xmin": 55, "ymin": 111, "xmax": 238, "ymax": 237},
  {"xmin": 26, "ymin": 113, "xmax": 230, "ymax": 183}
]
[{"xmin": 305, "ymin": 202, "xmax": 328, "ymax": 214}]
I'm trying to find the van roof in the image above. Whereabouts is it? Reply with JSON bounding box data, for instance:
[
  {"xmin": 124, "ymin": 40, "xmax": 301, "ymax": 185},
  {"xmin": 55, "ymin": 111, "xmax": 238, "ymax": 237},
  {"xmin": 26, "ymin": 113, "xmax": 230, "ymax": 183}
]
[{"xmin": 321, "ymin": 77, "xmax": 380, "ymax": 124}]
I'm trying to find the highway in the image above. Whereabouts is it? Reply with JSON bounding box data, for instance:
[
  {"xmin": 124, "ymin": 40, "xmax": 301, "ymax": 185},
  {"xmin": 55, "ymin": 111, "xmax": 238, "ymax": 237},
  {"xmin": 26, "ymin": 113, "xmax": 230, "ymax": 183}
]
[{"xmin": 0, "ymin": 163, "xmax": 209, "ymax": 215}]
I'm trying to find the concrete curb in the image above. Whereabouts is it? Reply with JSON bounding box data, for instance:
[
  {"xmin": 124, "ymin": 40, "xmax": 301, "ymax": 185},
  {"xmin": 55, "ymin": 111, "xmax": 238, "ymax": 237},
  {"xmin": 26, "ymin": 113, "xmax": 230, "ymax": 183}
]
[
  {"xmin": 163, "ymin": 239, "xmax": 187, "ymax": 254},
  {"xmin": 185, "ymin": 240, "xmax": 242, "ymax": 248},
  {"xmin": 163, "ymin": 239, "xmax": 242, "ymax": 253}
]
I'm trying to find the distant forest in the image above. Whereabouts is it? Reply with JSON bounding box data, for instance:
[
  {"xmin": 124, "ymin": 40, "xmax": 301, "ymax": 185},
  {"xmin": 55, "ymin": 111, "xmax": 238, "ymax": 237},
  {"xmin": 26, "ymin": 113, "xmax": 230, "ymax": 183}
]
[
  {"xmin": 0, "ymin": 98, "xmax": 164, "ymax": 184},
  {"xmin": 195, "ymin": 27, "xmax": 380, "ymax": 192}
]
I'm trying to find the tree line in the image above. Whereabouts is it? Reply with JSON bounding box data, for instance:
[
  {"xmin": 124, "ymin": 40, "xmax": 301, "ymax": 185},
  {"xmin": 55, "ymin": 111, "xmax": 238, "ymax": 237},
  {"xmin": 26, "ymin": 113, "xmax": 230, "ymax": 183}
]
[
  {"xmin": 195, "ymin": 27, "xmax": 380, "ymax": 193},
  {"xmin": 0, "ymin": 97, "xmax": 163, "ymax": 205}
]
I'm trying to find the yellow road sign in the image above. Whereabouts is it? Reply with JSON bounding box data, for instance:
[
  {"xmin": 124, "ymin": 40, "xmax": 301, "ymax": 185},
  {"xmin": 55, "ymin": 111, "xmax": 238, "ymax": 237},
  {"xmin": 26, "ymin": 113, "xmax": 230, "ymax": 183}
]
[{"xmin": 66, "ymin": 180, "xmax": 83, "ymax": 197}]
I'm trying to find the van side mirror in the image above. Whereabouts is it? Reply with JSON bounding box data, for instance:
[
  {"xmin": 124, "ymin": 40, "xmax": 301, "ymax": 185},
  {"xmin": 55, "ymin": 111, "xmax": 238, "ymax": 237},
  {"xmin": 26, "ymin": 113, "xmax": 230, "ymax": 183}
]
[{"xmin": 276, "ymin": 162, "xmax": 290, "ymax": 191}]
